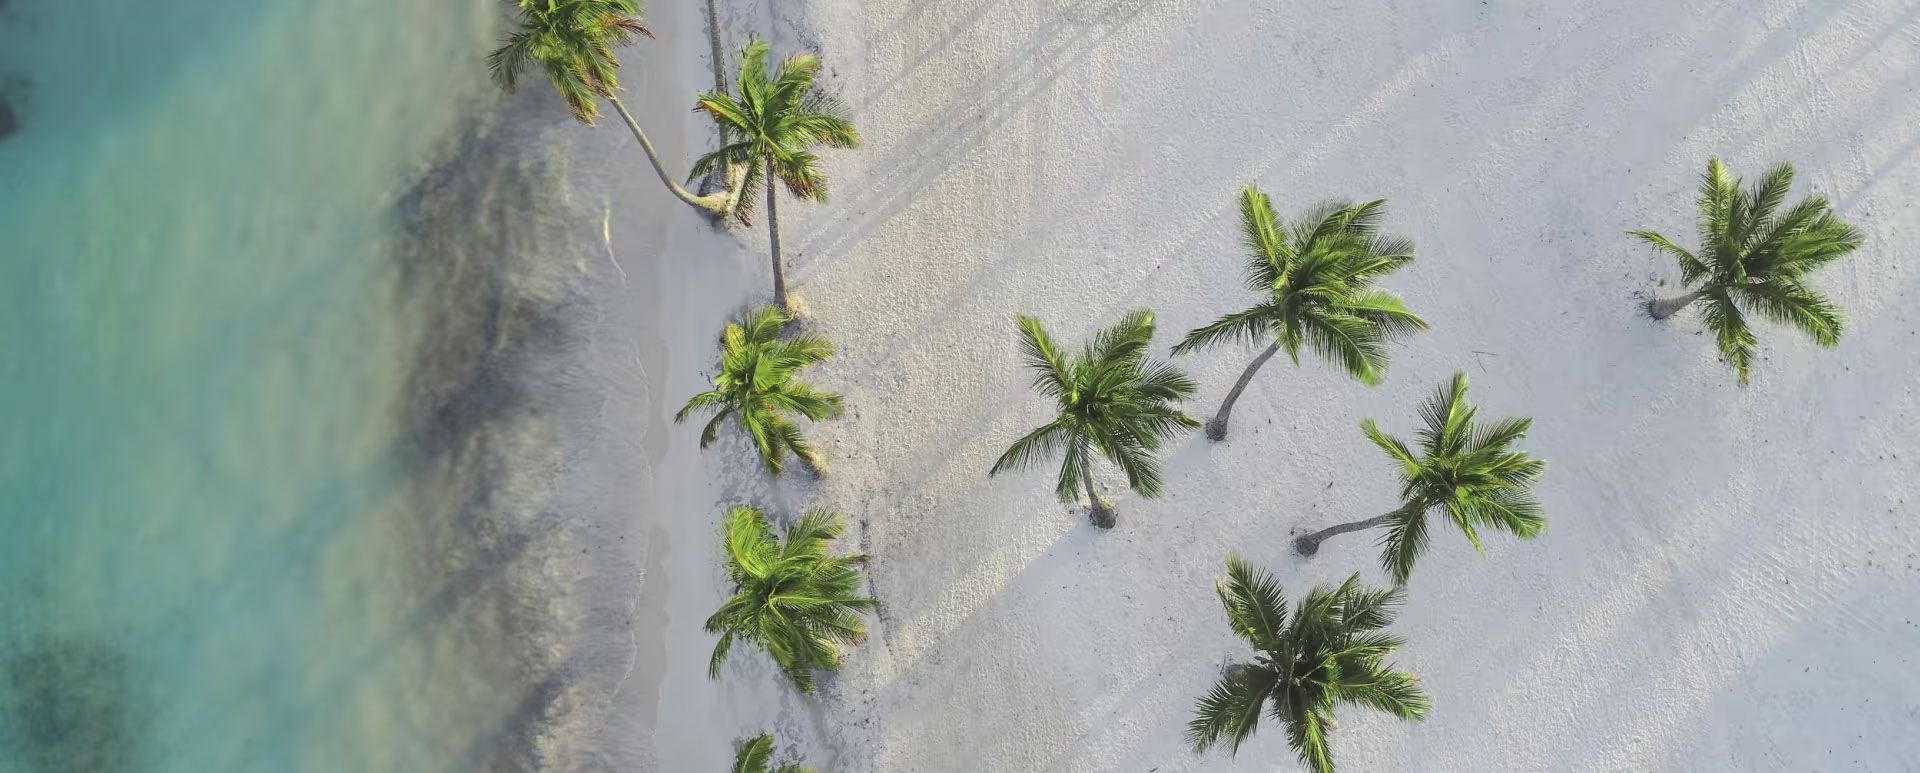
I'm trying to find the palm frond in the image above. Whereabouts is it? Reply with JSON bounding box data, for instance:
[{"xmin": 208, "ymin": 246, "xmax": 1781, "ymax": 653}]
[
  {"xmin": 1284, "ymin": 702, "xmax": 1336, "ymax": 773},
  {"xmin": 708, "ymin": 630, "xmax": 736, "ymax": 679},
  {"xmin": 1055, "ymin": 437, "xmax": 1091, "ymax": 503},
  {"xmin": 1743, "ymin": 162, "xmax": 1796, "ymax": 238},
  {"xmin": 1466, "ymin": 415, "xmax": 1532, "ymax": 453},
  {"xmin": 486, "ymin": 30, "xmax": 537, "ymax": 91},
  {"xmin": 1413, "ymin": 371, "xmax": 1473, "ymax": 456},
  {"xmin": 768, "ymin": 52, "xmax": 824, "ymax": 108},
  {"xmin": 793, "ymin": 93, "xmax": 861, "ymax": 147},
  {"xmin": 1187, "ymin": 663, "xmax": 1280, "ymax": 755},
  {"xmin": 1094, "ymin": 425, "xmax": 1167, "ymax": 497},
  {"xmin": 1238, "ymin": 184, "xmax": 1290, "ymax": 281},
  {"xmin": 989, "ymin": 421, "xmax": 1069, "ymax": 476},
  {"xmin": 1734, "ymin": 279, "xmax": 1843, "ymax": 346},
  {"xmin": 1378, "ymin": 499, "xmax": 1431, "ymax": 586},
  {"xmin": 731, "ymin": 734, "xmax": 773, "ymax": 773},
  {"xmin": 1463, "ymin": 487, "xmax": 1547, "ymax": 539},
  {"xmin": 1172, "ymin": 305, "xmax": 1279, "ymax": 355},
  {"xmin": 1338, "ymin": 669, "xmax": 1430, "ymax": 720},
  {"xmin": 1219, "ymin": 554, "xmax": 1289, "ymax": 647},
  {"xmin": 1629, "ymin": 229, "xmax": 1710, "ymax": 286},
  {"xmin": 1089, "ymin": 308, "xmax": 1157, "ymax": 366},
  {"xmin": 1361, "ymin": 418, "xmax": 1418, "ymax": 474},
  {"xmin": 1335, "ymin": 288, "xmax": 1428, "ymax": 341},
  {"xmin": 1700, "ymin": 290, "xmax": 1758, "ymax": 384},
  {"xmin": 1015, "ymin": 315, "xmax": 1073, "ymax": 398},
  {"xmin": 1299, "ymin": 311, "xmax": 1388, "ymax": 385}
]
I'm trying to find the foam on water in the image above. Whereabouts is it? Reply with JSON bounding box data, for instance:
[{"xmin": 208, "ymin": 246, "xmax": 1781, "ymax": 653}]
[{"xmin": 0, "ymin": 1, "xmax": 594, "ymax": 770}]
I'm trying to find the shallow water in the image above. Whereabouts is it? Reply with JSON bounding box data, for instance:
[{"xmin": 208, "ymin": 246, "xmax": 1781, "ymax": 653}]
[{"xmin": 0, "ymin": 1, "xmax": 586, "ymax": 770}]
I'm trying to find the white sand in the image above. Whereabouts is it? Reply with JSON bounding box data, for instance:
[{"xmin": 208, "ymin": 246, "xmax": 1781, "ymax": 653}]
[{"xmin": 613, "ymin": 0, "xmax": 1920, "ymax": 770}]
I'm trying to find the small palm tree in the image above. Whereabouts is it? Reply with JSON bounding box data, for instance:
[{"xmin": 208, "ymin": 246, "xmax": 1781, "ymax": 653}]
[
  {"xmin": 1173, "ymin": 185, "xmax": 1426, "ymax": 441},
  {"xmin": 1631, "ymin": 157, "xmax": 1861, "ymax": 384},
  {"xmin": 691, "ymin": 37, "xmax": 860, "ymax": 313},
  {"xmin": 1294, "ymin": 371, "xmax": 1546, "ymax": 585},
  {"xmin": 1189, "ymin": 555, "xmax": 1428, "ymax": 771},
  {"xmin": 729, "ymin": 734, "xmax": 814, "ymax": 773},
  {"xmin": 706, "ymin": 504, "xmax": 874, "ymax": 692},
  {"xmin": 675, "ymin": 305, "xmax": 842, "ymax": 475},
  {"xmin": 488, "ymin": 0, "xmax": 733, "ymax": 216},
  {"xmin": 989, "ymin": 310, "xmax": 1200, "ymax": 528}
]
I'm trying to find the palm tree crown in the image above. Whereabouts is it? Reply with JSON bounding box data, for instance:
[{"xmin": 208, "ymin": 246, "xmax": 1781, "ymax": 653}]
[
  {"xmin": 989, "ymin": 310, "xmax": 1200, "ymax": 528},
  {"xmin": 1631, "ymin": 157, "xmax": 1861, "ymax": 384},
  {"xmin": 1174, "ymin": 186, "xmax": 1425, "ymax": 440},
  {"xmin": 487, "ymin": 0, "xmax": 735, "ymax": 215},
  {"xmin": 706, "ymin": 505, "xmax": 874, "ymax": 693},
  {"xmin": 691, "ymin": 37, "xmax": 860, "ymax": 222},
  {"xmin": 487, "ymin": 0, "xmax": 651, "ymax": 123},
  {"xmin": 1367, "ymin": 371, "xmax": 1546, "ymax": 584},
  {"xmin": 675, "ymin": 305, "xmax": 843, "ymax": 474},
  {"xmin": 1189, "ymin": 556, "xmax": 1429, "ymax": 771},
  {"xmin": 730, "ymin": 734, "xmax": 815, "ymax": 773}
]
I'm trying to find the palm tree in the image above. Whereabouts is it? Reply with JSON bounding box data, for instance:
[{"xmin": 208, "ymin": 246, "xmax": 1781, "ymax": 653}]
[
  {"xmin": 989, "ymin": 310, "xmax": 1200, "ymax": 528},
  {"xmin": 691, "ymin": 37, "xmax": 860, "ymax": 313},
  {"xmin": 487, "ymin": 0, "xmax": 733, "ymax": 216},
  {"xmin": 1293, "ymin": 371, "xmax": 1546, "ymax": 585},
  {"xmin": 675, "ymin": 305, "xmax": 842, "ymax": 475},
  {"xmin": 706, "ymin": 504, "xmax": 874, "ymax": 693},
  {"xmin": 1189, "ymin": 555, "xmax": 1428, "ymax": 771},
  {"xmin": 1173, "ymin": 185, "xmax": 1426, "ymax": 441},
  {"xmin": 729, "ymin": 734, "xmax": 814, "ymax": 773},
  {"xmin": 1631, "ymin": 158, "xmax": 1861, "ymax": 384}
]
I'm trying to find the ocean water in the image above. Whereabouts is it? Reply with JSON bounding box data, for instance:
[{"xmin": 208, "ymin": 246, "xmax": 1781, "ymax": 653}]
[{"xmin": 0, "ymin": 1, "xmax": 588, "ymax": 770}]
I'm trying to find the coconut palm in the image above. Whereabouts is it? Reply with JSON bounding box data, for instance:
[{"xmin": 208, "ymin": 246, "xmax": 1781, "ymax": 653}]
[
  {"xmin": 989, "ymin": 310, "xmax": 1200, "ymax": 528},
  {"xmin": 1631, "ymin": 158, "xmax": 1860, "ymax": 384},
  {"xmin": 1293, "ymin": 371, "xmax": 1546, "ymax": 585},
  {"xmin": 1189, "ymin": 555, "xmax": 1428, "ymax": 771},
  {"xmin": 675, "ymin": 305, "xmax": 842, "ymax": 475},
  {"xmin": 487, "ymin": 0, "xmax": 733, "ymax": 216},
  {"xmin": 729, "ymin": 734, "xmax": 814, "ymax": 773},
  {"xmin": 691, "ymin": 37, "xmax": 860, "ymax": 313},
  {"xmin": 1173, "ymin": 185, "xmax": 1426, "ymax": 441},
  {"xmin": 706, "ymin": 504, "xmax": 874, "ymax": 693}
]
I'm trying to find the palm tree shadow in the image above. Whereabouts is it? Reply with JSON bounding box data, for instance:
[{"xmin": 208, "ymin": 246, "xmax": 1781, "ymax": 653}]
[{"xmin": 786, "ymin": 0, "xmax": 1166, "ymax": 277}]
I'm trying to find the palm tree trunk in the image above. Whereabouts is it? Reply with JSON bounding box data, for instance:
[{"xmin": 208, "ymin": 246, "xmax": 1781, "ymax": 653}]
[
  {"xmin": 1648, "ymin": 288, "xmax": 1708, "ymax": 320},
  {"xmin": 605, "ymin": 94, "xmax": 732, "ymax": 217},
  {"xmin": 1293, "ymin": 510, "xmax": 1397, "ymax": 557},
  {"xmin": 1206, "ymin": 341, "xmax": 1282, "ymax": 441},
  {"xmin": 766, "ymin": 156, "xmax": 790, "ymax": 312},
  {"xmin": 1080, "ymin": 464, "xmax": 1115, "ymax": 529},
  {"xmin": 697, "ymin": 0, "xmax": 747, "ymax": 212}
]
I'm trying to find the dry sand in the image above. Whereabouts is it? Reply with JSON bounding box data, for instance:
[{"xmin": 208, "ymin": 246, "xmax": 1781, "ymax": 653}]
[{"xmin": 601, "ymin": 0, "xmax": 1920, "ymax": 770}]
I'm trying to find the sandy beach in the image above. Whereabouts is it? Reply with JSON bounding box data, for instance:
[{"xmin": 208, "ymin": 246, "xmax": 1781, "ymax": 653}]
[{"xmin": 575, "ymin": 0, "xmax": 1920, "ymax": 770}]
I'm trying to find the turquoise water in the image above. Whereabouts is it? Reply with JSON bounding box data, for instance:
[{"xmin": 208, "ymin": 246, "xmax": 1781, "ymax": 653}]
[{"xmin": 0, "ymin": 1, "xmax": 579, "ymax": 770}]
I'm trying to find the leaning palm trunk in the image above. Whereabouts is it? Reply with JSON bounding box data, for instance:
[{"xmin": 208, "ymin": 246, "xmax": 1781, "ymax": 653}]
[
  {"xmin": 765, "ymin": 157, "xmax": 791, "ymax": 312},
  {"xmin": 1647, "ymin": 288, "xmax": 1709, "ymax": 320},
  {"xmin": 1206, "ymin": 341, "xmax": 1282, "ymax": 441},
  {"xmin": 1080, "ymin": 463, "xmax": 1116, "ymax": 529},
  {"xmin": 1292, "ymin": 510, "xmax": 1398, "ymax": 557},
  {"xmin": 606, "ymin": 95, "xmax": 733, "ymax": 217}
]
